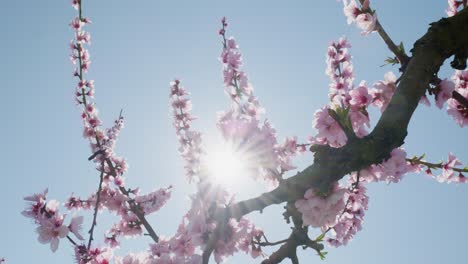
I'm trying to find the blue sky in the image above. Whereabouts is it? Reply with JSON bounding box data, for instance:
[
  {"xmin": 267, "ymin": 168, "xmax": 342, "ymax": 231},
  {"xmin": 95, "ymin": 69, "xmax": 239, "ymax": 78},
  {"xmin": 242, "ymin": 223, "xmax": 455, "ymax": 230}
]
[{"xmin": 1, "ymin": 0, "xmax": 467, "ymax": 263}]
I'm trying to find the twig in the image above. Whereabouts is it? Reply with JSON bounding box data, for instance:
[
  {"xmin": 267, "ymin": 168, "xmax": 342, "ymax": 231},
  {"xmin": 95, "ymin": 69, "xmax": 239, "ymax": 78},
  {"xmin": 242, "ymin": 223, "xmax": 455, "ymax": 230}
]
[
  {"xmin": 66, "ymin": 235, "xmax": 78, "ymax": 246},
  {"xmin": 87, "ymin": 162, "xmax": 105, "ymax": 249},
  {"xmin": 359, "ymin": 0, "xmax": 411, "ymax": 69},
  {"xmin": 406, "ymin": 157, "xmax": 468, "ymax": 173},
  {"xmin": 74, "ymin": 0, "xmax": 160, "ymax": 245}
]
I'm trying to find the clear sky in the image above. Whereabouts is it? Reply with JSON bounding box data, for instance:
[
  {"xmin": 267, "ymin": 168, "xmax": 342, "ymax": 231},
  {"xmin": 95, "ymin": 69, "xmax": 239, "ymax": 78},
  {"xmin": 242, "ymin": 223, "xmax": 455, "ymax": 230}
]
[{"xmin": 1, "ymin": 0, "xmax": 467, "ymax": 263}]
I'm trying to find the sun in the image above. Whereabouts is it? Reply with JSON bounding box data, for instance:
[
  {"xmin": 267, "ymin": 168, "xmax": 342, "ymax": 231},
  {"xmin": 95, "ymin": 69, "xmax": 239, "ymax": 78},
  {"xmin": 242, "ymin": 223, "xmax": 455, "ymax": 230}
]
[{"xmin": 204, "ymin": 142, "xmax": 249, "ymax": 191}]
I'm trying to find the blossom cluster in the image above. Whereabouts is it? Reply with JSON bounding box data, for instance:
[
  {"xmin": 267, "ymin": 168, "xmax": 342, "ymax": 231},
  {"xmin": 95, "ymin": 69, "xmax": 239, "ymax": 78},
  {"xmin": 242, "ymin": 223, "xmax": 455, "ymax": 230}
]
[
  {"xmin": 311, "ymin": 37, "xmax": 371, "ymax": 147},
  {"xmin": 327, "ymin": 183, "xmax": 368, "ymax": 247},
  {"xmin": 295, "ymin": 184, "xmax": 347, "ymax": 228},
  {"xmin": 295, "ymin": 148, "xmax": 416, "ymax": 247},
  {"xmin": 447, "ymin": 70, "xmax": 468, "ymax": 127},
  {"xmin": 343, "ymin": 0, "xmax": 377, "ymax": 35},
  {"xmin": 21, "ymin": 189, "xmax": 84, "ymax": 252},
  {"xmin": 22, "ymin": 1, "xmax": 468, "ymax": 263},
  {"xmin": 417, "ymin": 153, "xmax": 467, "ymax": 184},
  {"xmin": 170, "ymin": 80, "xmax": 203, "ymax": 181},
  {"xmin": 23, "ymin": 1, "xmax": 173, "ymax": 261},
  {"xmin": 217, "ymin": 19, "xmax": 304, "ymax": 184},
  {"xmin": 168, "ymin": 76, "xmax": 264, "ymax": 262}
]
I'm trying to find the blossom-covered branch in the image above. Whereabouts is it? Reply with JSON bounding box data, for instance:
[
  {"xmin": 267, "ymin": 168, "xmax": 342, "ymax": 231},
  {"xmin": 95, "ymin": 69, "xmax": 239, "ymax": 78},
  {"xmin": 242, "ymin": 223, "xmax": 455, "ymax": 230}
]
[{"xmin": 216, "ymin": 5, "xmax": 468, "ymax": 232}]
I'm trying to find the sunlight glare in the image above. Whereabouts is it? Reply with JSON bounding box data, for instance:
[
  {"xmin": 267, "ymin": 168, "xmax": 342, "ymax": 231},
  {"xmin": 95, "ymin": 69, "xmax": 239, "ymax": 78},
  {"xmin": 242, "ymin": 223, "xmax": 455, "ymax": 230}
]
[{"xmin": 205, "ymin": 143, "xmax": 248, "ymax": 190}]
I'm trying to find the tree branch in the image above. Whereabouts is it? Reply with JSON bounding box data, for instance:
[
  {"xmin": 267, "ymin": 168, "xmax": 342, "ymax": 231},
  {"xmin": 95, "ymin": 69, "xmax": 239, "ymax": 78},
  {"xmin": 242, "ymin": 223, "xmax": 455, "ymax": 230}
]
[
  {"xmin": 103, "ymin": 158, "xmax": 160, "ymax": 243},
  {"xmin": 261, "ymin": 204, "xmax": 323, "ymax": 264},
  {"xmin": 87, "ymin": 162, "xmax": 105, "ymax": 249},
  {"xmin": 218, "ymin": 7, "xmax": 468, "ymax": 222},
  {"xmin": 359, "ymin": 0, "xmax": 411, "ymax": 69}
]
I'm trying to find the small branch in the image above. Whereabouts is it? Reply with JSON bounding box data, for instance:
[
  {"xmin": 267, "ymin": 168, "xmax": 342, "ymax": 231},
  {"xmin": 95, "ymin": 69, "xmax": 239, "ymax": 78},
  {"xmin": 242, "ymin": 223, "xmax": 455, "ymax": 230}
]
[
  {"xmin": 102, "ymin": 157, "xmax": 160, "ymax": 243},
  {"xmin": 453, "ymin": 90, "xmax": 468, "ymax": 108},
  {"xmin": 429, "ymin": 76, "xmax": 468, "ymax": 109},
  {"xmin": 359, "ymin": 0, "xmax": 411, "ymax": 69},
  {"xmin": 406, "ymin": 157, "xmax": 468, "ymax": 173},
  {"xmin": 67, "ymin": 235, "xmax": 78, "ymax": 246},
  {"xmin": 255, "ymin": 238, "xmax": 289, "ymax": 247},
  {"xmin": 87, "ymin": 150, "xmax": 105, "ymax": 161},
  {"xmin": 261, "ymin": 204, "xmax": 323, "ymax": 264},
  {"xmin": 87, "ymin": 162, "xmax": 105, "ymax": 249},
  {"xmin": 375, "ymin": 20, "xmax": 411, "ymax": 69},
  {"xmin": 74, "ymin": 0, "xmax": 161, "ymax": 249}
]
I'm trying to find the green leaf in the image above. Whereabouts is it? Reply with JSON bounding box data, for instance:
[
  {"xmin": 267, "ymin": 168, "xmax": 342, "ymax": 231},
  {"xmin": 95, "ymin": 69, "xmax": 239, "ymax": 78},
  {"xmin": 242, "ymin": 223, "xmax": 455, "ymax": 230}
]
[
  {"xmin": 382, "ymin": 56, "xmax": 399, "ymax": 67},
  {"xmin": 315, "ymin": 233, "xmax": 325, "ymax": 242},
  {"xmin": 398, "ymin": 42, "xmax": 405, "ymax": 53},
  {"xmin": 318, "ymin": 251, "xmax": 328, "ymax": 260}
]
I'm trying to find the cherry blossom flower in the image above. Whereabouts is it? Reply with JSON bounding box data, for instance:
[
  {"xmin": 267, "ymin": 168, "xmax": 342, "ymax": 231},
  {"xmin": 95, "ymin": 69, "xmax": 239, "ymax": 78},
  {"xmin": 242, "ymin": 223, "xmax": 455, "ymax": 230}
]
[
  {"xmin": 446, "ymin": 0, "xmax": 464, "ymax": 16},
  {"xmin": 447, "ymin": 70, "xmax": 468, "ymax": 127},
  {"xmin": 343, "ymin": 0, "xmax": 377, "ymax": 34},
  {"xmin": 349, "ymin": 81, "xmax": 372, "ymax": 109},
  {"xmin": 36, "ymin": 214, "xmax": 69, "ymax": 252},
  {"xmin": 22, "ymin": 188, "xmax": 48, "ymax": 220},
  {"xmin": 295, "ymin": 184, "xmax": 347, "ymax": 228},
  {"xmin": 327, "ymin": 183, "xmax": 368, "ymax": 247},
  {"xmin": 435, "ymin": 78, "xmax": 455, "ymax": 109},
  {"xmin": 358, "ymin": 148, "xmax": 418, "ymax": 184},
  {"xmin": 355, "ymin": 12, "xmax": 377, "ymax": 35},
  {"xmin": 68, "ymin": 215, "xmax": 84, "ymax": 240},
  {"xmin": 370, "ymin": 71, "xmax": 397, "ymax": 112},
  {"xmin": 311, "ymin": 107, "xmax": 347, "ymax": 148},
  {"xmin": 134, "ymin": 187, "xmax": 172, "ymax": 215}
]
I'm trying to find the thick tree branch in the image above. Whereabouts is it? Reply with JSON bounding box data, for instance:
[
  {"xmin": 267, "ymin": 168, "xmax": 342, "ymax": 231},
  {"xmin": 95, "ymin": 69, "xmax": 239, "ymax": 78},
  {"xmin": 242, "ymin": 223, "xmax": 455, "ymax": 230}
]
[{"xmin": 218, "ymin": 8, "xmax": 468, "ymax": 221}]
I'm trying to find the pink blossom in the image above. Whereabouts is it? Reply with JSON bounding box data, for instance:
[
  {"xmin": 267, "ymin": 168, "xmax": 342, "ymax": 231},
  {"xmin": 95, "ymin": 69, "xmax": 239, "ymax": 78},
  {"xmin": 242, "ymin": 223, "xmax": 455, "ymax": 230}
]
[
  {"xmin": 312, "ymin": 107, "xmax": 347, "ymax": 148},
  {"xmin": 370, "ymin": 71, "xmax": 397, "ymax": 112},
  {"xmin": 326, "ymin": 37, "xmax": 354, "ymax": 107},
  {"xmin": 435, "ymin": 78, "xmax": 455, "ymax": 109},
  {"xmin": 358, "ymin": 148, "xmax": 419, "ymax": 184},
  {"xmin": 349, "ymin": 109, "xmax": 370, "ymax": 137},
  {"xmin": 343, "ymin": 0, "xmax": 377, "ymax": 34},
  {"xmin": 349, "ymin": 81, "xmax": 372, "ymax": 109},
  {"xmin": 76, "ymin": 31, "xmax": 91, "ymax": 44},
  {"xmin": 447, "ymin": 0, "xmax": 463, "ymax": 16},
  {"xmin": 114, "ymin": 253, "xmax": 151, "ymax": 264},
  {"xmin": 22, "ymin": 189, "xmax": 48, "ymax": 219},
  {"xmin": 447, "ymin": 70, "xmax": 468, "ymax": 127},
  {"xmin": 36, "ymin": 214, "xmax": 69, "ymax": 252},
  {"xmin": 295, "ymin": 184, "xmax": 347, "ymax": 228},
  {"xmin": 134, "ymin": 187, "xmax": 171, "ymax": 215},
  {"xmin": 419, "ymin": 94, "xmax": 431, "ymax": 106},
  {"xmin": 75, "ymin": 246, "xmax": 112, "ymax": 264},
  {"xmin": 435, "ymin": 153, "xmax": 464, "ymax": 183},
  {"xmin": 68, "ymin": 215, "xmax": 84, "ymax": 240},
  {"xmin": 355, "ymin": 12, "xmax": 377, "ymax": 35},
  {"xmin": 327, "ymin": 184, "xmax": 368, "ymax": 247},
  {"xmin": 71, "ymin": 0, "xmax": 79, "ymax": 10},
  {"xmin": 343, "ymin": 0, "xmax": 360, "ymax": 24},
  {"xmin": 70, "ymin": 17, "xmax": 83, "ymax": 31}
]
